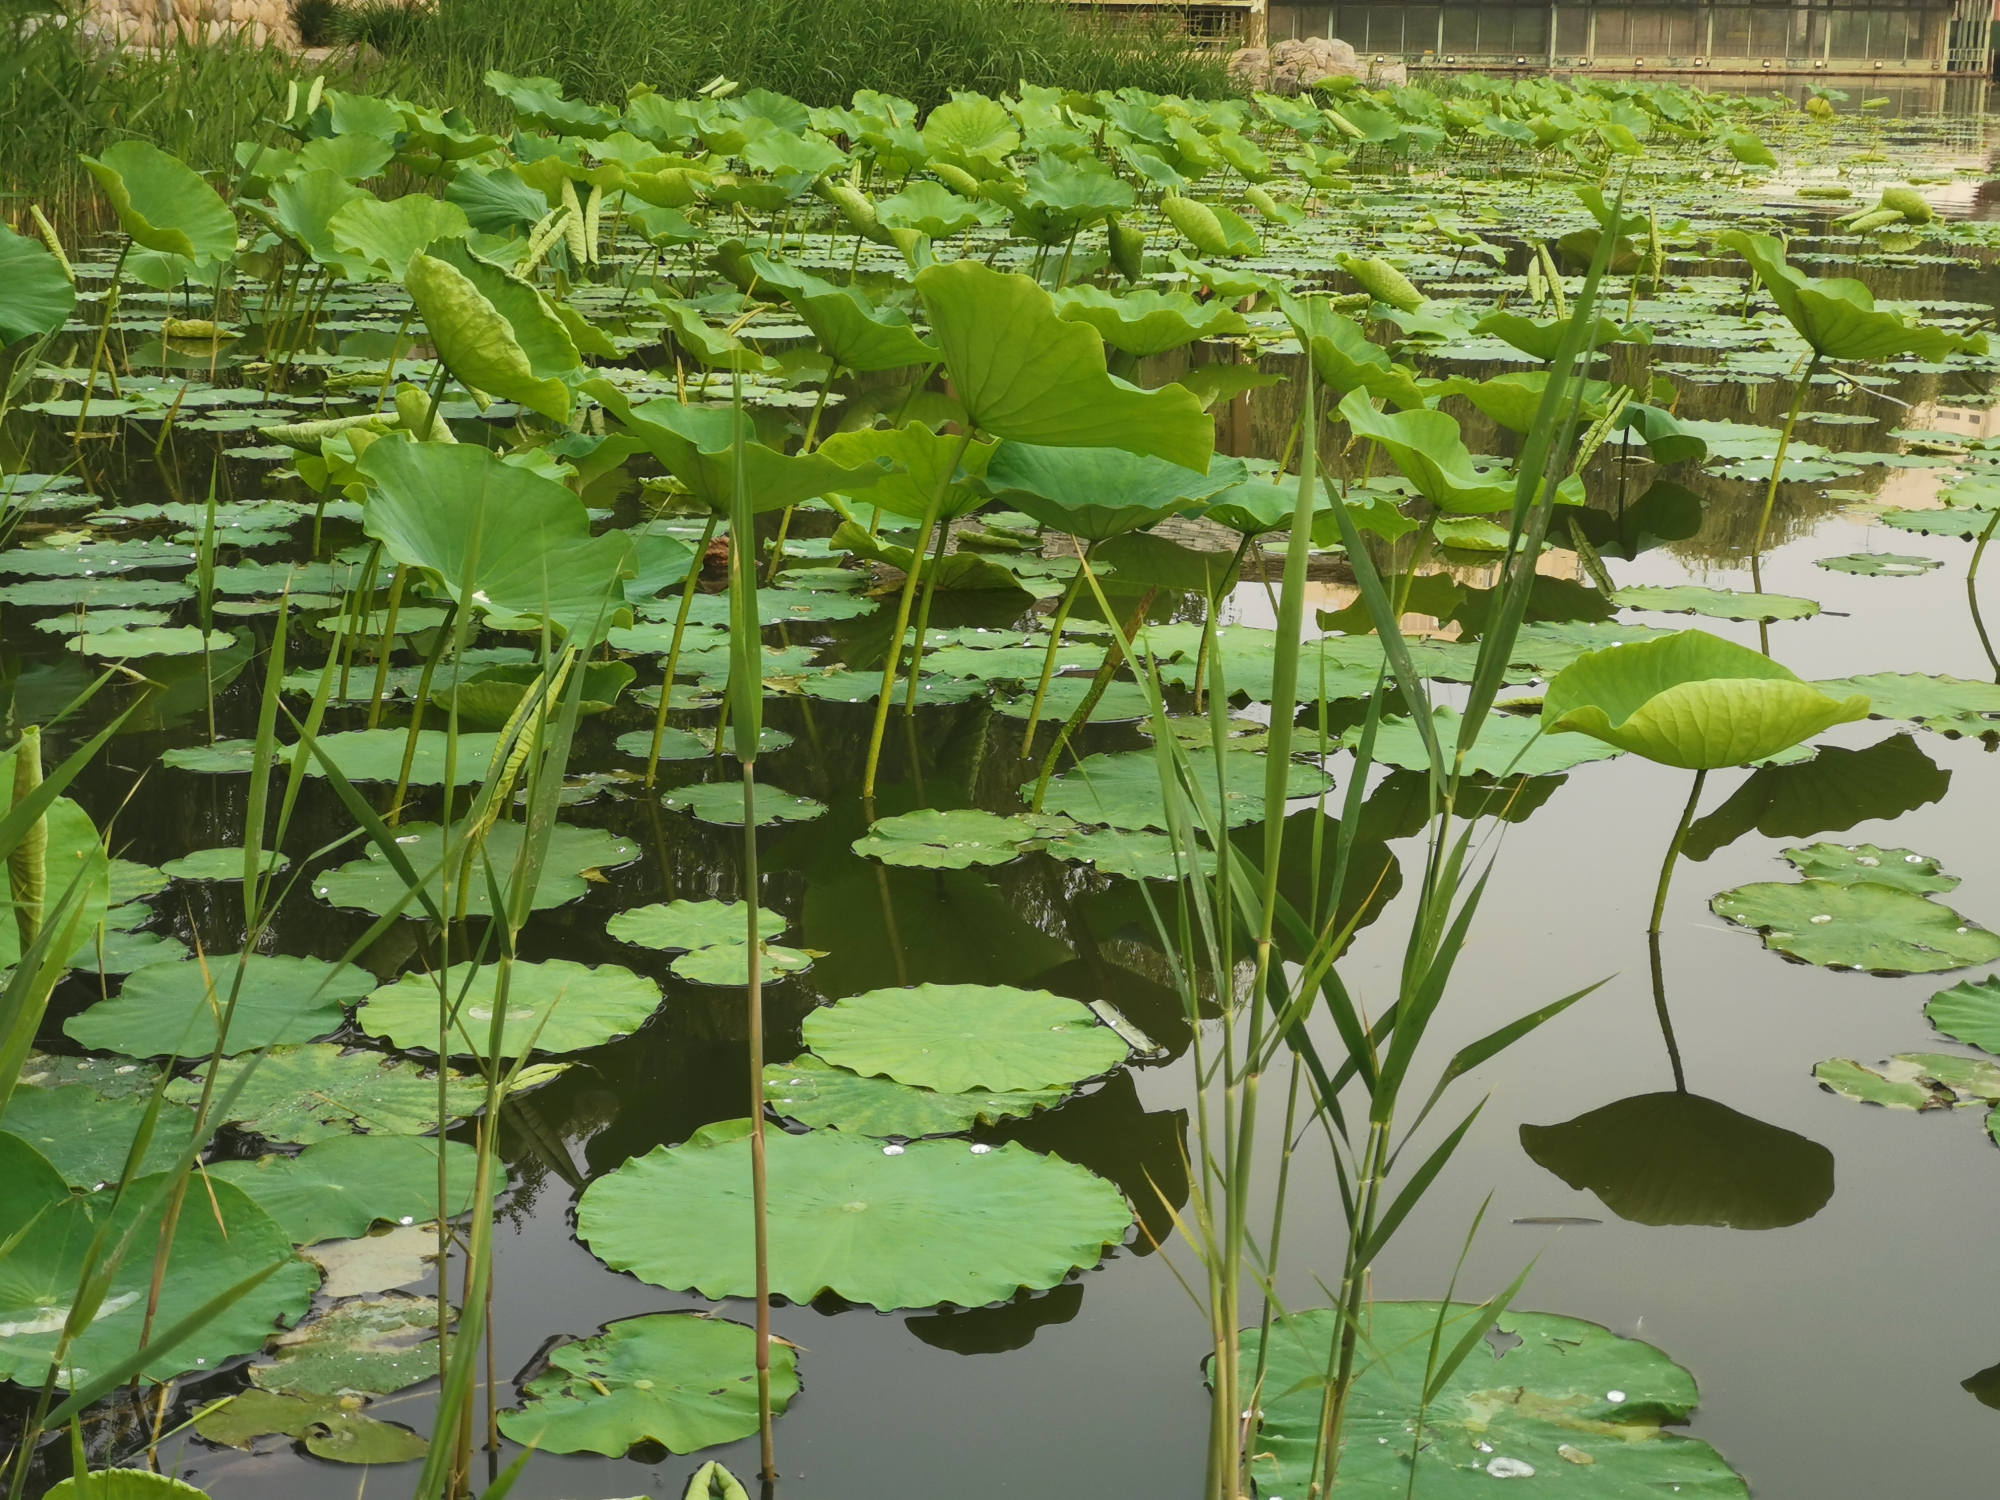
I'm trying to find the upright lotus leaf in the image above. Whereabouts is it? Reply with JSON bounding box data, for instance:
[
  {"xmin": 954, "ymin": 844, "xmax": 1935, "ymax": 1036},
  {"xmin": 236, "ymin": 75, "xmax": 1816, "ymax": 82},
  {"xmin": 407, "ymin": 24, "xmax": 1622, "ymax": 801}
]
[
  {"xmin": 1521, "ymin": 1092, "xmax": 1834, "ymax": 1229},
  {"xmin": 1241, "ymin": 1304, "xmax": 1748, "ymax": 1496},
  {"xmin": 328, "ymin": 194, "xmax": 471, "ymax": 279},
  {"xmin": 0, "ymin": 780, "xmax": 107, "ymax": 969},
  {"xmin": 0, "ymin": 1135, "xmax": 315, "ymax": 1388},
  {"xmin": 358, "ymin": 440, "xmax": 635, "ymax": 639},
  {"xmin": 818, "ymin": 423, "xmax": 994, "ymax": 522},
  {"xmin": 922, "ymin": 92, "xmax": 1019, "ymax": 164},
  {"xmin": 500, "ymin": 1313, "xmax": 797, "ymax": 1457},
  {"xmin": 1053, "ymin": 285, "xmax": 1246, "ymax": 357},
  {"xmin": 1160, "ymin": 195, "xmax": 1258, "ymax": 258},
  {"xmin": 802, "ymin": 983, "xmax": 1129, "ymax": 1093},
  {"xmin": 81, "ymin": 141, "xmax": 236, "ymax": 263},
  {"xmin": 264, "ymin": 171, "xmax": 373, "ymax": 279},
  {"xmin": 877, "ymin": 180, "xmax": 995, "ymax": 238},
  {"xmin": 1015, "ymin": 161, "xmax": 1135, "ymax": 242},
  {"xmin": 485, "ymin": 69, "xmax": 618, "ymax": 138},
  {"xmin": 914, "ymin": 261, "xmax": 1214, "ymax": 470},
  {"xmin": 981, "ymin": 443, "xmax": 1242, "ymax": 539},
  {"xmin": 403, "ymin": 245, "xmax": 579, "ymax": 421},
  {"xmin": 578, "ymin": 1121, "xmax": 1132, "ymax": 1309},
  {"xmin": 1337, "ymin": 389, "xmax": 1512, "ymax": 514},
  {"xmin": 1542, "ymin": 630, "xmax": 1870, "ymax": 769},
  {"xmin": 1200, "ymin": 473, "xmax": 1334, "ymax": 537},
  {"xmin": 745, "ymin": 255, "xmax": 938, "ymax": 371},
  {"xmin": 0, "ymin": 221, "xmax": 76, "ymax": 342},
  {"xmin": 1718, "ymin": 230, "xmax": 1988, "ymax": 362},
  {"xmin": 207, "ymin": 1134, "xmax": 487, "ymax": 1245},
  {"xmin": 585, "ymin": 382, "xmax": 882, "ymax": 514}
]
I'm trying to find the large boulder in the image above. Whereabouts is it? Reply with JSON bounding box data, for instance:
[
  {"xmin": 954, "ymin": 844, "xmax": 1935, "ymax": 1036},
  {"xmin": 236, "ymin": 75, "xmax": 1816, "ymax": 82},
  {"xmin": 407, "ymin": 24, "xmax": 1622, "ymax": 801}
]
[{"xmin": 1229, "ymin": 35, "xmax": 1406, "ymax": 93}]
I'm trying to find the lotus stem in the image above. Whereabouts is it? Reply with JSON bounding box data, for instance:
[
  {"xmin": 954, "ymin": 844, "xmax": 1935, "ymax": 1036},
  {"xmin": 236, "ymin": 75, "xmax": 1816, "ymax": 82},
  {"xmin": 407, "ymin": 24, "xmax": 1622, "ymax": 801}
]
[
  {"xmin": 1749, "ymin": 352, "xmax": 1821, "ymax": 649},
  {"xmin": 367, "ymin": 564, "xmax": 409, "ymax": 729},
  {"xmin": 1018, "ymin": 550, "xmax": 1093, "ymax": 760},
  {"xmin": 1031, "ymin": 587, "xmax": 1156, "ymax": 811},
  {"xmin": 645, "ymin": 512, "xmax": 720, "ymax": 789},
  {"xmin": 900, "ymin": 513, "xmax": 955, "ymax": 716},
  {"xmin": 1648, "ymin": 931, "xmax": 1688, "ymax": 1094},
  {"xmin": 1649, "ymin": 768, "xmax": 1707, "ymax": 937},
  {"xmin": 71, "ymin": 239, "xmax": 130, "ymax": 444},
  {"xmin": 742, "ymin": 762, "xmax": 776, "ymax": 1480},
  {"xmin": 1970, "ymin": 508, "xmax": 2000, "ymax": 682}
]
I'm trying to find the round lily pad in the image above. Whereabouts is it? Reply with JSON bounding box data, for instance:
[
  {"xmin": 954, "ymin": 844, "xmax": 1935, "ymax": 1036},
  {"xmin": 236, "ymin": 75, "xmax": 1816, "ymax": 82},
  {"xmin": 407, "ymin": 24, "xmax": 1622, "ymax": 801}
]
[
  {"xmin": 1815, "ymin": 552, "xmax": 1940, "ymax": 575},
  {"xmin": 64, "ymin": 953, "xmax": 376, "ymax": 1057},
  {"xmin": 168, "ymin": 1044, "xmax": 488, "ymax": 1144},
  {"xmin": 612, "ymin": 725, "xmax": 794, "ymax": 762},
  {"xmin": 313, "ymin": 819, "xmax": 639, "ymax": 917},
  {"xmin": 1612, "ymin": 584, "xmax": 1820, "ymax": 622},
  {"xmin": 661, "ymin": 779, "xmax": 826, "ymax": 825},
  {"xmin": 802, "ymin": 983, "xmax": 1129, "ymax": 1093},
  {"xmin": 44, "ymin": 1472, "xmax": 212, "ymax": 1499},
  {"xmin": 852, "ymin": 808, "xmax": 1065, "ymax": 869},
  {"xmin": 1344, "ymin": 704, "xmax": 1620, "ymax": 777},
  {"xmin": 206, "ymin": 1133, "xmax": 489, "ymax": 1245},
  {"xmin": 1241, "ymin": 1303, "xmax": 1747, "ymax": 1496},
  {"xmin": 671, "ymin": 943, "xmax": 815, "ymax": 986},
  {"xmin": 70, "ymin": 625, "xmax": 234, "ymax": 658},
  {"xmin": 498, "ymin": 1312, "xmax": 798, "ymax": 1456},
  {"xmin": 1043, "ymin": 826, "xmax": 1217, "ymax": 882},
  {"xmin": 249, "ymin": 1291, "xmax": 451, "ymax": 1399},
  {"xmin": 1712, "ymin": 879, "xmax": 2000, "ymax": 973},
  {"xmin": 607, "ymin": 899, "xmax": 785, "ymax": 951},
  {"xmin": 164, "ymin": 729, "xmax": 504, "ymax": 784},
  {"xmin": 1036, "ymin": 747, "xmax": 1333, "ymax": 832},
  {"xmin": 794, "ymin": 669, "xmax": 984, "ymax": 705},
  {"xmin": 1925, "ymin": 976, "xmax": 2000, "ymax": 1053},
  {"xmin": 358, "ymin": 959, "xmax": 663, "ymax": 1058},
  {"xmin": 1812, "ymin": 671, "xmax": 2000, "ymax": 729},
  {"xmin": 993, "ymin": 678, "xmax": 1156, "ymax": 722},
  {"xmin": 1779, "ymin": 842, "xmax": 1958, "ymax": 893},
  {"xmin": 0, "ymin": 1082, "xmax": 195, "ymax": 1188},
  {"xmin": 158, "ymin": 846, "xmax": 288, "ymax": 882},
  {"xmin": 579, "ymin": 1120, "xmax": 1133, "ymax": 1309},
  {"xmin": 192, "ymin": 1388, "xmax": 427, "ymax": 1464},
  {"xmin": 1814, "ymin": 1055, "xmax": 1974, "ymax": 1110},
  {"xmin": 765, "ymin": 1055, "xmax": 1066, "ymax": 1137}
]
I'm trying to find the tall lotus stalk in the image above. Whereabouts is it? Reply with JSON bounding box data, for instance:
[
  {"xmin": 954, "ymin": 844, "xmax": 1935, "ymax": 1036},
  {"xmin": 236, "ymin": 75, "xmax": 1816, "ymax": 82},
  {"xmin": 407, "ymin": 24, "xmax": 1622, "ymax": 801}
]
[{"xmin": 8, "ymin": 726, "xmax": 44, "ymax": 953}]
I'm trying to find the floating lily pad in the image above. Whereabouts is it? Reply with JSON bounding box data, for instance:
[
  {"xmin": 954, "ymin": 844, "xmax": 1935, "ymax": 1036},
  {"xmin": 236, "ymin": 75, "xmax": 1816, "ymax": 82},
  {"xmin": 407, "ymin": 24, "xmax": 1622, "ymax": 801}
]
[
  {"xmin": 1042, "ymin": 826, "xmax": 1216, "ymax": 881},
  {"xmin": 313, "ymin": 819, "xmax": 639, "ymax": 916},
  {"xmin": 764, "ymin": 1055, "xmax": 1064, "ymax": 1137},
  {"xmin": 65, "ymin": 953, "xmax": 376, "ymax": 1057},
  {"xmin": 1036, "ymin": 747, "xmax": 1332, "ymax": 832},
  {"xmin": 33, "ymin": 609, "xmax": 173, "ymax": 635},
  {"xmin": 71, "ymin": 625, "xmax": 234, "ymax": 658},
  {"xmin": 661, "ymin": 779, "xmax": 826, "ymax": 825},
  {"xmin": 992, "ymin": 678, "xmax": 1156, "ymax": 721},
  {"xmin": 1712, "ymin": 879, "xmax": 2000, "ymax": 973},
  {"xmin": 0, "ymin": 1081, "xmax": 195, "ymax": 1187},
  {"xmin": 852, "ymin": 808, "xmax": 1066, "ymax": 869},
  {"xmin": 1240, "ymin": 1303, "xmax": 1747, "ymax": 1496},
  {"xmin": 612, "ymin": 725, "xmax": 793, "ymax": 761},
  {"xmin": 1780, "ymin": 842, "xmax": 1958, "ymax": 893},
  {"xmin": 358, "ymin": 959, "xmax": 662, "ymax": 1058},
  {"xmin": 793, "ymin": 669, "xmax": 984, "ymax": 705},
  {"xmin": 1812, "ymin": 1055, "xmax": 1979, "ymax": 1110},
  {"xmin": 498, "ymin": 1312, "xmax": 796, "ymax": 1457},
  {"xmin": 192, "ymin": 1388, "xmax": 427, "ymax": 1464},
  {"xmin": 803, "ymin": 983, "xmax": 1128, "ymax": 1094},
  {"xmin": 0, "ymin": 576, "xmax": 193, "ymax": 608},
  {"xmin": 607, "ymin": 898, "xmax": 785, "ymax": 952},
  {"xmin": 1814, "ymin": 552, "xmax": 1941, "ymax": 575},
  {"xmin": 1612, "ymin": 584, "xmax": 1820, "ymax": 622},
  {"xmin": 43, "ymin": 1472, "xmax": 210, "ymax": 1498},
  {"xmin": 164, "ymin": 729, "xmax": 505, "ymax": 785},
  {"xmin": 1343, "ymin": 704, "xmax": 1622, "ymax": 777},
  {"xmin": 671, "ymin": 943, "xmax": 815, "ymax": 985},
  {"xmin": 207, "ymin": 1133, "xmax": 489, "ymax": 1245},
  {"xmin": 159, "ymin": 846, "xmax": 288, "ymax": 882},
  {"xmin": 250, "ymin": 1292, "xmax": 451, "ymax": 1398},
  {"xmin": 1925, "ymin": 976, "xmax": 2000, "ymax": 1054},
  {"xmin": 168, "ymin": 1044, "xmax": 488, "ymax": 1144},
  {"xmin": 0, "ymin": 1133, "xmax": 315, "ymax": 1388},
  {"xmin": 1812, "ymin": 672, "xmax": 2000, "ymax": 732},
  {"xmin": 578, "ymin": 1121, "xmax": 1133, "ymax": 1310}
]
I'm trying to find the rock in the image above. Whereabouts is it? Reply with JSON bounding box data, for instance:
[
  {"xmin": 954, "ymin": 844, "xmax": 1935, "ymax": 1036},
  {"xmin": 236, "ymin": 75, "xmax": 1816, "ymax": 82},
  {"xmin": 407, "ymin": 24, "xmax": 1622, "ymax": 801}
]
[{"xmin": 1229, "ymin": 35, "xmax": 1405, "ymax": 93}]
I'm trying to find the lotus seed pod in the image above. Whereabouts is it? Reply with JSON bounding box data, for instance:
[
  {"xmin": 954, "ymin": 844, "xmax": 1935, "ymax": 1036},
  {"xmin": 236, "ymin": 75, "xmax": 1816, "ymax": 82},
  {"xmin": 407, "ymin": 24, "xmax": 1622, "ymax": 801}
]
[
  {"xmin": 9, "ymin": 727, "xmax": 45, "ymax": 950},
  {"xmin": 1340, "ymin": 254, "xmax": 1423, "ymax": 312},
  {"xmin": 1105, "ymin": 214, "xmax": 1145, "ymax": 283}
]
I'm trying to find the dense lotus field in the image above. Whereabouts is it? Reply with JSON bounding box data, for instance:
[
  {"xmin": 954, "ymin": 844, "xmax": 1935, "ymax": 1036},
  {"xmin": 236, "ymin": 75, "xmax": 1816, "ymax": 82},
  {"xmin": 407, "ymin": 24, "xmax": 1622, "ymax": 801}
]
[{"xmin": 4, "ymin": 63, "xmax": 2000, "ymax": 1500}]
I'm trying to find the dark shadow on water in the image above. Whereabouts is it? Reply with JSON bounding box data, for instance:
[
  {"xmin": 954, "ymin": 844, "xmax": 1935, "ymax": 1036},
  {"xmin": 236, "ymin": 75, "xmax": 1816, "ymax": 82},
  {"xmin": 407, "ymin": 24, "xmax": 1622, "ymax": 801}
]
[{"xmin": 905, "ymin": 1283, "xmax": 1084, "ymax": 1355}]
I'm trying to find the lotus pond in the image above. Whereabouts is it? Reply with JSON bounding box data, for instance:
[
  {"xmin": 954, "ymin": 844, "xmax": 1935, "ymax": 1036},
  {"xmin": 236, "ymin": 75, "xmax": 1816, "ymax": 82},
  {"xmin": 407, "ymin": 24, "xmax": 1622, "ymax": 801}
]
[{"xmin": 5, "ymin": 68, "xmax": 2000, "ymax": 1500}]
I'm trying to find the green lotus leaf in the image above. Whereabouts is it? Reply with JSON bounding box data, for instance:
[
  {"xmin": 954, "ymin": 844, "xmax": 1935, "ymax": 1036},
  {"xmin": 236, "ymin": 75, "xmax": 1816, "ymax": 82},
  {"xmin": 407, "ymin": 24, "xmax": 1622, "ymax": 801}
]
[
  {"xmin": 65, "ymin": 953, "xmax": 375, "ymax": 1058},
  {"xmin": 804, "ymin": 982, "xmax": 1127, "ymax": 1093},
  {"xmin": 1812, "ymin": 1055, "xmax": 1979, "ymax": 1111},
  {"xmin": 578, "ymin": 1121, "xmax": 1132, "ymax": 1309},
  {"xmin": 852, "ymin": 808, "xmax": 1067, "ymax": 869},
  {"xmin": 877, "ymin": 180, "xmax": 996, "ymax": 238},
  {"xmin": 499, "ymin": 1312, "xmax": 796, "ymax": 1456},
  {"xmin": 817, "ymin": 422, "xmax": 994, "ymax": 522},
  {"xmin": 1881, "ymin": 507, "xmax": 1998, "ymax": 539},
  {"xmin": 164, "ymin": 728, "xmax": 504, "ymax": 784},
  {"xmin": 431, "ymin": 659, "xmax": 633, "ymax": 727},
  {"xmin": 1043, "ymin": 825, "xmax": 1217, "ymax": 882},
  {"xmin": 358, "ymin": 958, "xmax": 661, "ymax": 1058},
  {"xmin": 314, "ymin": 819, "xmax": 639, "ymax": 917},
  {"xmin": 980, "ymin": 442, "xmax": 1242, "ymax": 540},
  {"xmin": 764, "ymin": 1055, "xmax": 1064, "ymax": 1137},
  {"xmin": 661, "ymin": 780, "xmax": 827, "ymax": 826},
  {"xmin": 208, "ymin": 1134, "xmax": 488, "ymax": 1245},
  {"xmin": 608, "ymin": 898, "xmax": 786, "ymax": 952},
  {"xmin": 1811, "ymin": 671, "xmax": 2000, "ymax": 729},
  {"xmin": 1471, "ymin": 310, "xmax": 1647, "ymax": 361},
  {"xmin": 82, "ymin": 141, "xmax": 236, "ymax": 263},
  {"xmin": 1520, "ymin": 1092, "xmax": 1834, "ymax": 1229},
  {"xmin": 1780, "ymin": 842, "xmax": 1957, "ymax": 893},
  {"xmin": 827, "ymin": 522, "xmax": 1025, "ymax": 591},
  {"xmin": 747, "ymin": 255, "xmax": 938, "ymax": 371},
  {"xmin": 914, "ymin": 260, "xmax": 1214, "ymax": 470},
  {"xmin": 1613, "ymin": 585, "xmax": 1819, "ymax": 623},
  {"xmin": 1241, "ymin": 1303, "xmax": 1747, "ymax": 1497},
  {"xmin": 403, "ymin": 248, "xmax": 577, "ymax": 421},
  {"xmin": 1037, "ymin": 747, "xmax": 1332, "ymax": 832},
  {"xmin": 1719, "ymin": 230, "xmax": 1988, "ymax": 361},
  {"xmin": 922, "ymin": 93, "xmax": 1019, "ymax": 163},
  {"xmin": 0, "ymin": 576, "xmax": 193, "ymax": 608},
  {"xmin": 1344, "ymin": 704, "xmax": 1622, "ymax": 777},
  {"xmin": 1053, "ymin": 285, "xmax": 1247, "ymax": 357},
  {"xmin": 168, "ymin": 1043, "xmax": 487, "ymax": 1144},
  {"xmin": 0, "ymin": 1083, "xmax": 194, "ymax": 1187},
  {"xmin": 587, "ymin": 383, "xmax": 882, "ymax": 515},
  {"xmin": 794, "ymin": 668, "xmax": 985, "ymax": 705},
  {"xmin": 0, "ymin": 221, "xmax": 77, "ymax": 342},
  {"xmin": 158, "ymin": 846, "xmax": 286, "ymax": 882},
  {"xmin": 1815, "ymin": 552, "xmax": 1940, "ymax": 576},
  {"xmin": 44, "ymin": 1472, "xmax": 212, "ymax": 1499},
  {"xmin": 1713, "ymin": 879, "xmax": 2000, "ymax": 973},
  {"xmin": 249, "ymin": 1291, "xmax": 451, "ymax": 1398},
  {"xmin": 1016, "ymin": 161, "xmax": 1136, "ymax": 241},
  {"xmin": 358, "ymin": 439, "xmax": 636, "ymax": 641},
  {"xmin": 1159, "ymin": 194, "xmax": 1258, "ymax": 258},
  {"xmin": 994, "ymin": 678, "xmax": 1155, "ymax": 723},
  {"xmin": 1927, "ymin": 976, "xmax": 2000, "ymax": 1054},
  {"xmin": 1278, "ymin": 294, "xmax": 1425, "ymax": 407},
  {"xmin": 671, "ymin": 943, "xmax": 815, "ymax": 986},
  {"xmin": 1542, "ymin": 630, "xmax": 1869, "ymax": 769},
  {"xmin": 1338, "ymin": 389, "xmax": 1513, "ymax": 514},
  {"xmin": 297, "ymin": 130, "xmax": 395, "ymax": 182},
  {"xmin": 265, "ymin": 170, "xmax": 372, "ymax": 277},
  {"xmin": 328, "ymin": 194, "xmax": 471, "ymax": 278},
  {"xmin": 192, "ymin": 1388, "xmax": 426, "ymax": 1463},
  {"xmin": 0, "ymin": 1134, "xmax": 314, "ymax": 1388},
  {"xmin": 69, "ymin": 624, "xmax": 232, "ymax": 658}
]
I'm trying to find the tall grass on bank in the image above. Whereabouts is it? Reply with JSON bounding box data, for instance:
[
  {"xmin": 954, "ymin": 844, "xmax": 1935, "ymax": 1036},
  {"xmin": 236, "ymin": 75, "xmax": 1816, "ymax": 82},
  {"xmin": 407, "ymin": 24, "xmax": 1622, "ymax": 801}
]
[{"xmin": 338, "ymin": 0, "xmax": 1228, "ymax": 118}]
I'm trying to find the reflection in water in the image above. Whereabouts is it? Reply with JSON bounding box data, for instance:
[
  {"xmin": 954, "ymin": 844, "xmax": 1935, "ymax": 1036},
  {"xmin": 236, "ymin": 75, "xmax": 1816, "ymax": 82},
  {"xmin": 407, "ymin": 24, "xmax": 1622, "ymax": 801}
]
[
  {"xmin": 1682, "ymin": 732, "xmax": 1950, "ymax": 862},
  {"xmin": 1962, "ymin": 1360, "xmax": 2000, "ymax": 1410},
  {"xmin": 994, "ymin": 1071, "xmax": 1189, "ymax": 1259},
  {"xmin": 906, "ymin": 1283, "xmax": 1084, "ymax": 1356}
]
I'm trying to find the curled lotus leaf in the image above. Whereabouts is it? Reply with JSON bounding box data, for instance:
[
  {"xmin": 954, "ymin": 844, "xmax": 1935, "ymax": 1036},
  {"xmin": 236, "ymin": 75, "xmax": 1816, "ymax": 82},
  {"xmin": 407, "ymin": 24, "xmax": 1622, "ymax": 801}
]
[
  {"xmin": 1542, "ymin": 629, "xmax": 1869, "ymax": 770},
  {"xmin": 802, "ymin": 982, "xmax": 1129, "ymax": 1094},
  {"xmin": 763, "ymin": 1055, "xmax": 1065, "ymax": 1137},
  {"xmin": 1337, "ymin": 389, "xmax": 1512, "ymax": 514},
  {"xmin": 852, "ymin": 808, "xmax": 1068, "ymax": 869},
  {"xmin": 1053, "ymin": 285, "xmax": 1247, "ymax": 357},
  {"xmin": 498, "ymin": 1312, "xmax": 797, "ymax": 1456},
  {"xmin": 1719, "ymin": 230, "xmax": 1988, "ymax": 362},
  {"xmin": 403, "ymin": 244, "xmax": 579, "ymax": 420},
  {"xmin": 82, "ymin": 141, "xmax": 236, "ymax": 263},
  {"xmin": 1712, "ymin": 879, "xmax": 2000, "ymax": 974},
  {"xmin": 1239, "ymin": 1303, "xmax": 1747, "ymax": 1497},
  {"xmin": 578, "ymin": 1119, "xmax": 1133, "ymax": 1309},
  {"xmin": 1926, "ymin": 976, "xmax": 2000, "ymax": 1054}
]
